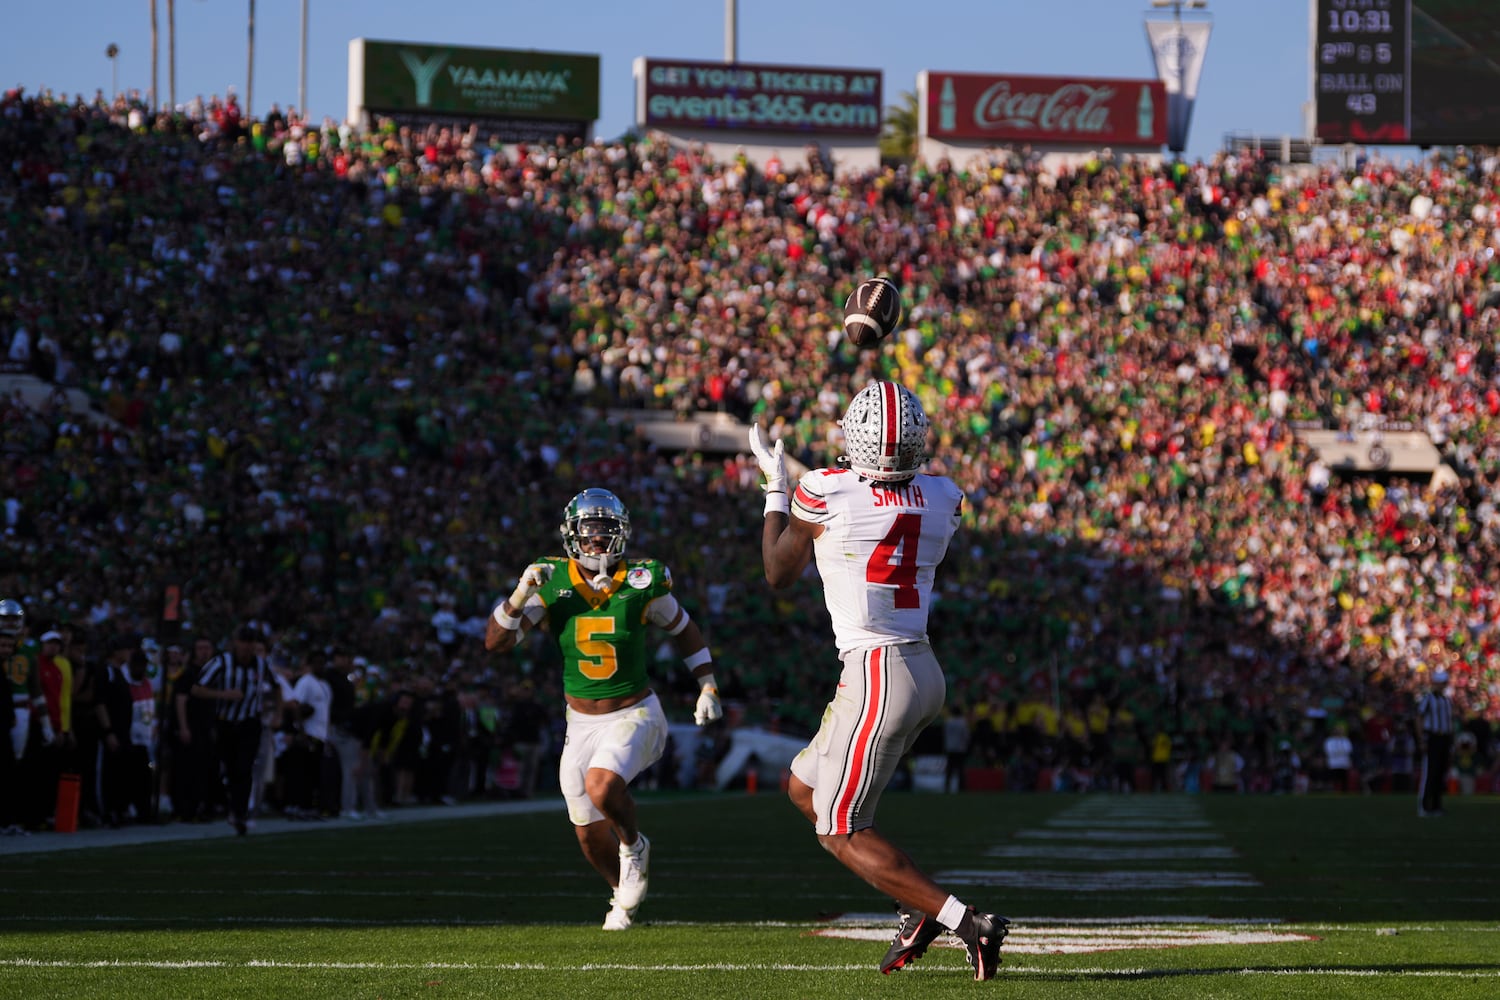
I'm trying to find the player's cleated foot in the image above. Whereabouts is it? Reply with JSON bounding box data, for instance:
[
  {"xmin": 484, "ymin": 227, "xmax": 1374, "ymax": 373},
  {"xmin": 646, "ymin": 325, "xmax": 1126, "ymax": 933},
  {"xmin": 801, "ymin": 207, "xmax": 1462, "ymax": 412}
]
[
  {"xmin": 615, "ymin": 833, "xmax": 650, "ymax": 910},
  {"xmin": 602, "ymin": 896, "xmax": 636, "ymax": 931},
  {"xmin": 956, "ymin": 909, "xmax": 1009, "ymax": 981},
  {"xmin": 879, "ymin": 906, "xmax": 944, "ymax": 974}
]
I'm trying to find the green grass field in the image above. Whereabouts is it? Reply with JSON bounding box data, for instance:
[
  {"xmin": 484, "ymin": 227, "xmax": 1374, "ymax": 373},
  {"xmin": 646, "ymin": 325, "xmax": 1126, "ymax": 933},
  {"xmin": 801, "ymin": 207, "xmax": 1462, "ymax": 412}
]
[{"xmin": 2, "ymin": 791, "xmax": 1497, "ymax": 999}]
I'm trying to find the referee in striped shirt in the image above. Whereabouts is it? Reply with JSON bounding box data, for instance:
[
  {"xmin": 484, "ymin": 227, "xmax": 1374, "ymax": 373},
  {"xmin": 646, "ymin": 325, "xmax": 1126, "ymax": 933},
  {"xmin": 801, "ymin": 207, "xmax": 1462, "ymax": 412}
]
[
  {"xmin": 191, "ymin": 626, "xmax": 272, "ymax": 835},
  {"xmin": 1416, "ymin": 669, "xmax": 1454, "ymax": 818}
]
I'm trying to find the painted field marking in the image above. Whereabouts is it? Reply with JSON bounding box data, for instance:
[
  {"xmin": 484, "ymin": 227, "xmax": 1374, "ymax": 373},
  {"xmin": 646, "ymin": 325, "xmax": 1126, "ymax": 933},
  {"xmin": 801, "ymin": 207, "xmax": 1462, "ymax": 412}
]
[
  {"xmin": 977, "ymin": 795, "xmax": 1263, "ymax": 888},
  {"xmin": 935, "ymin": 869, "xmax": 1261, "ymax": 890},
  {"xmin": 811, "ymin": 924, "xmax": 1316, "ymax": 954},
  {"xmin": 1049, "ymin": 804, "xmax": 1206, "ymax": 814},
  {"xmin": 1015, "ymin": 829, "xmax": 1221, "ymax": 841},
  {"xmin": 3, "ymin": 958, "xmax": 1497, "ymax": 977},
  {"xmin": 983, "ymin": 845, "xmax": 1239, "ymax": 860},
  {"xmin": 0, "ymin": 913, "xmax": 1352, "ymax": 928},
  {"xmin": 1045, "ymin": 819, "xmax": 1214, "ymax": 829}
]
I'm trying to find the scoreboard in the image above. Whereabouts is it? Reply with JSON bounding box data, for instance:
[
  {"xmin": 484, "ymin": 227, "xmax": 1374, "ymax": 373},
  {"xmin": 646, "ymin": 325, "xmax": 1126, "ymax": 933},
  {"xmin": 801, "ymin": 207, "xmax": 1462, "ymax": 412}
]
[
  {"xmin": 1314, "ymin": 0, "xmax": 1408, "ymax": 143},
  {"xmin": 1315, "ymin": 0, "xmax": 1500, "ymax": 146}
]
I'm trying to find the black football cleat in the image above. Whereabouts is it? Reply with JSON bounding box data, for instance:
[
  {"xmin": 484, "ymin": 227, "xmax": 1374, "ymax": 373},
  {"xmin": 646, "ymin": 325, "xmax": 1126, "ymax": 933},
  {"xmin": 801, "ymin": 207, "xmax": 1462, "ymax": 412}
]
[
  {"xmin": 957, "ymin": 910, "xmax": 1010, "ymax": 981},
  {"xmin": 879, "ymin": 907, "xmax": 943, "ymax": 974}
]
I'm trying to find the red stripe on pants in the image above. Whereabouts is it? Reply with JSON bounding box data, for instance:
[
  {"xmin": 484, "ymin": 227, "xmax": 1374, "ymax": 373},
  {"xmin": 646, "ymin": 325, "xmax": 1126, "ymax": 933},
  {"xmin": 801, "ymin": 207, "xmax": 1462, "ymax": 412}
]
[{"xmin": 832, "ymin": 648, "xmax": 883, "ymax": 834}]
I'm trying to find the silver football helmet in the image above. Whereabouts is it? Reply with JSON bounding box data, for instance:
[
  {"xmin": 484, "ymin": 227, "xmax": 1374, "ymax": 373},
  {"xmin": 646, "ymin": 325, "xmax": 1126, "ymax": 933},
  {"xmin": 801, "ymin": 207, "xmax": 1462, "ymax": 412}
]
[
  {"xmin": 0, "ymin": 598, "xmax": 23, "ymax": 637},
  {"xmin": 560, "ymin": 489, "xmax": 631, "ymax": 576},
  {"xmin": 839, "ymin": 381, "xmax": 930, "ymax": 482}
]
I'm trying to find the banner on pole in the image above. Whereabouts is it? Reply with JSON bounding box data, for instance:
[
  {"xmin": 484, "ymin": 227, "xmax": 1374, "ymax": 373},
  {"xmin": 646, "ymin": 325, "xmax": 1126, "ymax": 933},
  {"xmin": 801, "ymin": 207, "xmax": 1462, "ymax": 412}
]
[{"xmin": 1145, "ymin": 17, "xmax": 1213, "ymax": 153}]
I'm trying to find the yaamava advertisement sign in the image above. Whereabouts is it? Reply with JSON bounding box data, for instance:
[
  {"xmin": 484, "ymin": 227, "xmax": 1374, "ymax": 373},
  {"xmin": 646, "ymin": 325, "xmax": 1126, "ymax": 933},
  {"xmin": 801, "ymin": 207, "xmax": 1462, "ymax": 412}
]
[{"xmin": 350, "ymin": 39, "xmax": 600, "ymax": 123}]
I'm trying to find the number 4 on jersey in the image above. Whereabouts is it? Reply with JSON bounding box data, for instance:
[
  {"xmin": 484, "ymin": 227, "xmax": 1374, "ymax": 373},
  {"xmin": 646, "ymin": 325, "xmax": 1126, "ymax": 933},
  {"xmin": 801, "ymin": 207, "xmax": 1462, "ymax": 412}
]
[{"xmin": 866, "ymin": 512, "xmax": 921, "ymax": 609}]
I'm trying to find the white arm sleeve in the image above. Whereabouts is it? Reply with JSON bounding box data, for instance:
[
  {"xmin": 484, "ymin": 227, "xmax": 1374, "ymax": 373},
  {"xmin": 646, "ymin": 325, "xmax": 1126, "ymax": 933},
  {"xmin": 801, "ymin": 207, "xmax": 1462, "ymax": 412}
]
[{"xmin": 643, "ymin": 593, "xmax": 688, "ymax": 634}]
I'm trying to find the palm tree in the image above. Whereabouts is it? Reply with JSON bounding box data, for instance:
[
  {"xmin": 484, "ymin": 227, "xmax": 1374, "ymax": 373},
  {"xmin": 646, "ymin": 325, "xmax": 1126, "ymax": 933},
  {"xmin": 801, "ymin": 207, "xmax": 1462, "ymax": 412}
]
[{"xmin": 880, "ymin": 90, "xmax": 919, "ymax": 165}]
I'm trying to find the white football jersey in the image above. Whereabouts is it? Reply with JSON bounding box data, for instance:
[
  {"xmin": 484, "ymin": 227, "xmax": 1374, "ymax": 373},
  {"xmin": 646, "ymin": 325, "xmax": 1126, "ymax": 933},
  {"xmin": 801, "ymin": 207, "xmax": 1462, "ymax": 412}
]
[{"xmin": 792, "ymin": 467, "xmax": 963, "ymax": 652}]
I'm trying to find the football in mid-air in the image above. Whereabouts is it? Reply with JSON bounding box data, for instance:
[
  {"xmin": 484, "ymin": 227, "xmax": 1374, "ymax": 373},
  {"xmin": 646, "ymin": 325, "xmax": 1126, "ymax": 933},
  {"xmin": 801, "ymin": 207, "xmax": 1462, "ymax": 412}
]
[{"xmin": 842, "ymin": 275, "xmax": 904, "ymax": 348}]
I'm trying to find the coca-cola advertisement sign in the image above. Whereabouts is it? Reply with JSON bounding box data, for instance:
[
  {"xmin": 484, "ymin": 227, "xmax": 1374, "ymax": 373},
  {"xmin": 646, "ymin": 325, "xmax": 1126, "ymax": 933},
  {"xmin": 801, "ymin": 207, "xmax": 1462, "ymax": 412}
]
[{"xmin": 925, "ymin": 71, "xmax": 1166, "ymax": 145}]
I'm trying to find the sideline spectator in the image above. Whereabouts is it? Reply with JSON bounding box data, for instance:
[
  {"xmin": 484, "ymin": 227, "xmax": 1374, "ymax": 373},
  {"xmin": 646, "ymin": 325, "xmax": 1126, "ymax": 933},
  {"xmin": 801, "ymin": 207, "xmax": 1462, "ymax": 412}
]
[
  {"xmin": 501, "ymin": 679, "xmax": 549, "ymax": 800},
  {"xmin": 94, "ymin": 635, "xmax": 137, "ymax": 828},
  {"xmin": 125, "ymin": 648, "xmax": 158, "ymax": 823},
  {"xmin": 173, "ymin": 637, "xmax": 220, "ymax": 822},
  {"xmin": 323, "ymin": 647, "xmax": 367, "ymax": 819},
  {"xmin": 283, "ymin": 650, "xmax": 332, "ymax": 818},
  {"xmin": 1323, "ymin": 722, "xmax": 1354, "ymax": 793},
  {"xmin": 943, "ymin": 705, "xmax": 970, "ymax": 794},
  {"xmin": 29, "ymin": 630, "xmax": 72, "ymax": 829}
]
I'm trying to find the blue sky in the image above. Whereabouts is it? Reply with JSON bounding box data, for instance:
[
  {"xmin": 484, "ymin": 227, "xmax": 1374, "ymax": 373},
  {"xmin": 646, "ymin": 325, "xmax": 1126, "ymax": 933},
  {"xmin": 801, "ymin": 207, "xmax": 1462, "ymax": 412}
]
[{"xmin": 5, "ymin": 0, "xmax": 1330, "ymax": 162}]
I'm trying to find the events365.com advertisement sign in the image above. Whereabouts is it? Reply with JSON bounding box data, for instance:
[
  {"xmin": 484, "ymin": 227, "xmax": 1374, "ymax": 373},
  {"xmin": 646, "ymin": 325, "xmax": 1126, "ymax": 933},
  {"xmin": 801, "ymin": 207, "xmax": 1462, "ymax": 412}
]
[
  {"xmin": 923, "ymin": 70, "xmax": 1166, "ymax": 146},
  {"xmin": 637, "ymin": 58, "xmax": 881, "ymax": 136},
  {"xmin": 351, "ymin": 39, "xmax": 599, "ymax": 127}
]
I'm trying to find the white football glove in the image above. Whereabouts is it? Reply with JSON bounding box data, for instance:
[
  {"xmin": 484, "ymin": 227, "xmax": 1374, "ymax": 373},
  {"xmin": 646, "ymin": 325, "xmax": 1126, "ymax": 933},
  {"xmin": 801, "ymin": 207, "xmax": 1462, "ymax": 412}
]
[
  {"xmin": 694, "ymin": 677, "xmax": 723, "ymax": 726},
  {"xmin": 40, "ymin": 718, "xmax": 56, "ymax": 745},
  {"xmin": 749, "ymin": 425, "xmax": 788, "ymax": 514},
  {"xmin": 508, "ymin": 562, "xmax": 555, "ymax": 611}
]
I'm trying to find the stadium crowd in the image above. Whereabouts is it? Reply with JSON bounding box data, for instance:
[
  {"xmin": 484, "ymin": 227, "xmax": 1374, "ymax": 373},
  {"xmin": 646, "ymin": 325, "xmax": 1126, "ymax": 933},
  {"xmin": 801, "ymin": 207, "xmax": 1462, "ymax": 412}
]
[{"xmin": 2, "ymin": 83, "xmax": 1499, "ymax": 834}]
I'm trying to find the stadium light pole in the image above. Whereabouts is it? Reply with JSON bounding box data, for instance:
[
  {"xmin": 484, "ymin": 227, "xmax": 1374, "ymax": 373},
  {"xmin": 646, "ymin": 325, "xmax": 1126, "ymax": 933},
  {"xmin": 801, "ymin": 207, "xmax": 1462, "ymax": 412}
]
[
  {"xmin": 725, "ymin": 0, "xmax": 737, "ymax": 63},
  {"xmin": 150, "ymin": 0, "xmax": 159, "ymax": 110},
  {"xmin": 246, "ymin": 0, "xmax": 255, "ymax": 117},
  {"xmin": 298, "ymin": 0, "xmax": 309, "ymax": 119},
  {"xmin": 168, "ymin": 0, "xmax": 176, "ymax": 111},
  {"xmin": 106, "ymin": 43, "xmax": 119, "ymax": 100}
]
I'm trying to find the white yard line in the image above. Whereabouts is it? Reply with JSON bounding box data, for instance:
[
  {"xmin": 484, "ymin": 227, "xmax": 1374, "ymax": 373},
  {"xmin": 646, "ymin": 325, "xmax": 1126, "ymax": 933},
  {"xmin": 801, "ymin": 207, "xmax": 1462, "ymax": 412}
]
[
  {"xmin": 954, "ymin": 797, "xmax": 1263, "ymax": 889},
  {"xmin": 2, "ymin": 957, "xmax": 1497, "ymax": 977},
  {"xmin": 1015, "ymin": 829, "xmax": 1222, "ymax": 841},
  {"xmin": 1044, "ymin": 819, "xmax": 1215, "ymax": 828},
  {"xmin": 936, "ymin": 869, "xmax": 1262, "ymax": 889},
  {"xmin": 984, "ymin": 845, "xmax": 1240, "ymax": 860}
]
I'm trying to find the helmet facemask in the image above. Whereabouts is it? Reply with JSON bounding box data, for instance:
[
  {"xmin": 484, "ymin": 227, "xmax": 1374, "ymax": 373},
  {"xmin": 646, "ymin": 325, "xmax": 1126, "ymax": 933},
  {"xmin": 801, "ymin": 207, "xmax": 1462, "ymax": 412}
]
[{"xmin": 560, "ymin": 489, "xmax": 631, "ymax": 580}]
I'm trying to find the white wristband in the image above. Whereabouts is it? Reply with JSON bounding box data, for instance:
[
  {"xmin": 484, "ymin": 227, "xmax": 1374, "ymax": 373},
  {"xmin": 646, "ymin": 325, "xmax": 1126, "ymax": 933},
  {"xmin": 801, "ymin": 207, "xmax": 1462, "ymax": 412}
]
[
  {"xmin": 763, "ymin": 491, "xmax": 789, "ymax": 516},
  {"xmin": 683, "ymin": 647, "xmax": 713, "ymax": 670},
  {"xmin": 492, "ymin": 605, "xmax": 522, "ymax": 631},
  {"xmin": 695, "ymin": 672, "xmax": 717, "ymax": 691}
]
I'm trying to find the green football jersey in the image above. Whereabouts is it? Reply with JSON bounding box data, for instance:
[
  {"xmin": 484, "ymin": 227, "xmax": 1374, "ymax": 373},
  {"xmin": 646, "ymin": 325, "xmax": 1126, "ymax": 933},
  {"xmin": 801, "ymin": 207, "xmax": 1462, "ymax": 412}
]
[
  {"xmin": 5, "ymin": 638, "xmax": 41, "ymax": 702},
  {"xmin": 531, "ymin": 556, "xmax": 675, "ymax": 701}
]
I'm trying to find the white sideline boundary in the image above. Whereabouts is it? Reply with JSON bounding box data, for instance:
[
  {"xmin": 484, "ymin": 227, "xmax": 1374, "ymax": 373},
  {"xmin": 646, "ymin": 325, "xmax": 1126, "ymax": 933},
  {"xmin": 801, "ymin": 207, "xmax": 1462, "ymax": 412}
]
[{"xmin": 0, "ymin": 797, "xmax": 576, "ymax": 856}]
